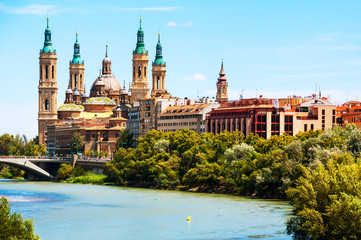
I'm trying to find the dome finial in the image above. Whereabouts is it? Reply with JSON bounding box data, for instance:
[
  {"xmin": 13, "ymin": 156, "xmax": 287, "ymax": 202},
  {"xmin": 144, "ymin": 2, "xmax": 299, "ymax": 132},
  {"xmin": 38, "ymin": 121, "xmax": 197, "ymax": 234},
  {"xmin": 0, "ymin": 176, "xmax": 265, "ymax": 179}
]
[
  {"xmin": 158, "ymin": 32, "xmax": 160, "ymax": 43},
  {"xmin": 105, "ymin": 44, "xmax": 108, "ymax": 57}
]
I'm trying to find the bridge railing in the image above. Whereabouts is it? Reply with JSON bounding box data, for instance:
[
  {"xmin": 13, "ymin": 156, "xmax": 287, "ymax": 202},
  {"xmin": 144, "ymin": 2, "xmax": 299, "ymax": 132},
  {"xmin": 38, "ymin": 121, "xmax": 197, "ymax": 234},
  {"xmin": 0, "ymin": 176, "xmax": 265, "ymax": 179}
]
[
  {"xmin": 0, "ymin": 156, "xmax": 71, "ymax": 160},
  {"xmin": 0, "ymin": 156, "xmax": 112, "ymax": 162}
]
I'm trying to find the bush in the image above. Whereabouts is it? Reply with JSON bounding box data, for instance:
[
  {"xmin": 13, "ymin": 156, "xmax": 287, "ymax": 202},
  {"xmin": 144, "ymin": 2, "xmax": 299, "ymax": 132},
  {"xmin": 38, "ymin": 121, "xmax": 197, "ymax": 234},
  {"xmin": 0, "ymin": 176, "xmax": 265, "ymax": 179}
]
[
  {"xmin": 67, "ymin": 172, "xmax": 107, "ymax": 185},
  {"xmin": 57, "ymin": 164, "xmax": 73, "ymax": 180},
  {"xmin": 1, "ymin": 171, "xmax": 13, "ymax": 179}
]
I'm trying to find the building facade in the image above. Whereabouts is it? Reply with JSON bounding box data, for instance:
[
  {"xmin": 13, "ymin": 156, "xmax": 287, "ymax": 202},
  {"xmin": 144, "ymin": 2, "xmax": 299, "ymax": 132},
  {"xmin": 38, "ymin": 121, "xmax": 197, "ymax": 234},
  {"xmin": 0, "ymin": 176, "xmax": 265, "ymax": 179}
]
[
  {"xmin": 158, "ymin": 102, "xmax": 220, "ymax": 134},
  {"xmin": 206, "ymin": 97, "xmax": 336, "ymax": 138}
]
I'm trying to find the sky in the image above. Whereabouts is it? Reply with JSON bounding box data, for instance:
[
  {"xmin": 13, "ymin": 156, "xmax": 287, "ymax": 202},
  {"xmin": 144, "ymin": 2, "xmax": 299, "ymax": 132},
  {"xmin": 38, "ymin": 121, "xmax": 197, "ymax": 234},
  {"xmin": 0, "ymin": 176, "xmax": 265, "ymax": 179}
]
[{"xmin": 1, "ymin": 0, "xmax": 361, "ymax": 139}]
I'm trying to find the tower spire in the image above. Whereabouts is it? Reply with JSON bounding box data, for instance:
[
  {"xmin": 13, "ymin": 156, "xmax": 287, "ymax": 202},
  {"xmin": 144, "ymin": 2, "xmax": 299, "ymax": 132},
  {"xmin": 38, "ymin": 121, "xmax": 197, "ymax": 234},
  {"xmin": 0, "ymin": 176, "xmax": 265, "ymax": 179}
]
[
  {"xmin": 102, "ymin": 45, "xmax": 111, "ymax": 75},
  {"xmin": 71, "ymin": 32, "xmax": 82, "ymax": 64},
  {"xmin": 216, "ymin": 61, "xmax": 228, "ymax": 102},
  {"xmin": 134, "ymin": 17, "xmax": 147, "ymax": 54},
  {"xmin": 41, "ymin": 17, "xmax": 55, "ymax": 53},
  {"xmin": 153, "ymin": 33, "xmax": 164, "ymax": 65},
  {"xmin": 219, "ymin": 61, "xmax": 226, "ymax": 77}
]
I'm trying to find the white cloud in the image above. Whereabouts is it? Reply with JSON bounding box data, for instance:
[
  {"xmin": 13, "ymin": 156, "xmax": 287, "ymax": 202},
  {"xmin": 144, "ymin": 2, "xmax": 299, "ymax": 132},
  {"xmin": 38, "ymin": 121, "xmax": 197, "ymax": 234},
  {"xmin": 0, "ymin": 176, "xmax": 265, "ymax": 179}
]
[
  {"xmin": 0, "ymin": 3, "xmax": 69, "ymax": 15},
  {"xmin": 112, "ymin": 7, "xmax": 181, "ymax": 11},
  {"xmin": 166, "ymin": 21, "xmax": 193, "ymax": 27},
  {"xmin": 183, "ymin": 73, "xmax": 206, "ymax": 81}
]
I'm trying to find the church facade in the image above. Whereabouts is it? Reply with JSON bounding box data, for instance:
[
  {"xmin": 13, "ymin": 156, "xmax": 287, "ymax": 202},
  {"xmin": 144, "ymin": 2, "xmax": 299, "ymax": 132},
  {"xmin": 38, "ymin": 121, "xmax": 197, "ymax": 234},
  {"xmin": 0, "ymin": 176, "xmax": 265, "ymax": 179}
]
[{"xmin": 38, "ymin": 17, "xmax": 170, "ymax": 156}]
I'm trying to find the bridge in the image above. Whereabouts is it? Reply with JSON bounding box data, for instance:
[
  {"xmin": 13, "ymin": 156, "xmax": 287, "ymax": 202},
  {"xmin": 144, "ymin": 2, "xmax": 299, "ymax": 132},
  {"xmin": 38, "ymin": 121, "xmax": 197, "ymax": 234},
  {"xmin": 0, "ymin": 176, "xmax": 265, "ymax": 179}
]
[{"xmin": 0, "ymin": 156, "xmax": 111, "ymax": 180}]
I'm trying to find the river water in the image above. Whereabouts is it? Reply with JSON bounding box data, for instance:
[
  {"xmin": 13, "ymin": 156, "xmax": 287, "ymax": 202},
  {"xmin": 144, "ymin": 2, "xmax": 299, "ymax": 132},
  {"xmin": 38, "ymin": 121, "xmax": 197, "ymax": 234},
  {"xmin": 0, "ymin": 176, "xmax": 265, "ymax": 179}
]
[{"xmin": 0, "ymin": 179, "xmax": 292, "ymax": 240}]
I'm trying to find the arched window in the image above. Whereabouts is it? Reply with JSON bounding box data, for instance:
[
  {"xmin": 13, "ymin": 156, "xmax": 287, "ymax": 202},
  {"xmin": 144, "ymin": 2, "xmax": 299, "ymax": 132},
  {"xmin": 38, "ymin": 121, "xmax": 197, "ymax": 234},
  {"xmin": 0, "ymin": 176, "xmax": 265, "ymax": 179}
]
[
  {"xmin": 138, "ymin": 67, "xmax": 141, "ymax": 78},
  {"xmin": 40, "ymin": 66, "xmax": 43, "ymax": 79},
  {"xmin": 45, "ymin": 65, "xmax": 49, "ymax": 79},
  {"xmin": 144, "ymin": 67, "xmax": 147, "ymax": 77},
  {"xmin": 75, "ymin": 74, "xmax": 78, "ymax": 88},
  {"xmin": 157, "ymin": 77, "xmax": 160, "ymax": 89},
  {"xmin": 45, "ymin": 100, "xmax": 50, "ymax": 111},
  {"xmin": 133, "ymin": 67, "xmax": 135, "ymax": 78},
  {"xmin": 52, "ymin": 65, "xmax": 54, "ymax": 79}
]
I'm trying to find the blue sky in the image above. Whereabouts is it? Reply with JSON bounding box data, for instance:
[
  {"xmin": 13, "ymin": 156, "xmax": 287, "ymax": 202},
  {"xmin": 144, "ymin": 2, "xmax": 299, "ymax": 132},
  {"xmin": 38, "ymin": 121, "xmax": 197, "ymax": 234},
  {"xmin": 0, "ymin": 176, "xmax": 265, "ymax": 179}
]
[{"xmin": 1, "ymin": 0, "xmax": 361, "ymax": 139}]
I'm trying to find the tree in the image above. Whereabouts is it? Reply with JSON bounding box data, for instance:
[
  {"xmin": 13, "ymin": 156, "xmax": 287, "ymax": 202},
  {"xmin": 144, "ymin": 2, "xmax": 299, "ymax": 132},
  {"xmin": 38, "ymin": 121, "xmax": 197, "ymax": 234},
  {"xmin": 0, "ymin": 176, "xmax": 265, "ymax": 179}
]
[
  {"xmin": 0, "ymin": 197, "xmax": 40, "ymax": 240},
  {"xmin": 286, "ymin": 159, "xmax": 361, "ymax": 240},
  {"xmin": 115, "ymin": 129, "xmax": 135, "ymax": 149},
  {"xmin": 70, "ymin": 132, "xmax": 85, "ymax": 154}
]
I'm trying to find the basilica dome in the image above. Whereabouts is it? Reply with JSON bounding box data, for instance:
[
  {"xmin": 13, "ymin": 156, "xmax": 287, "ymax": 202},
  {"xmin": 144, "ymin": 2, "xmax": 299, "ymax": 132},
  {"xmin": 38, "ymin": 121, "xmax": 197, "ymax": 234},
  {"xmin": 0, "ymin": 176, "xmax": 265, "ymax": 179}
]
[{"xmin": 91, "ymin": 75, "xmax": 122, "ymax": 92}]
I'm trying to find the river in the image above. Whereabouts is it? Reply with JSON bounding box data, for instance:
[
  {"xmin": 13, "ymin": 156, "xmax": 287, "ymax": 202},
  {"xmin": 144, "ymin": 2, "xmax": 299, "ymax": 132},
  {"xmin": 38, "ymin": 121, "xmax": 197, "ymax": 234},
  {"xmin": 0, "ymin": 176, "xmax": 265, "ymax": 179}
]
[{"xmin": 0, "ymin": 179, "xmax": 292, "ymax": 240}]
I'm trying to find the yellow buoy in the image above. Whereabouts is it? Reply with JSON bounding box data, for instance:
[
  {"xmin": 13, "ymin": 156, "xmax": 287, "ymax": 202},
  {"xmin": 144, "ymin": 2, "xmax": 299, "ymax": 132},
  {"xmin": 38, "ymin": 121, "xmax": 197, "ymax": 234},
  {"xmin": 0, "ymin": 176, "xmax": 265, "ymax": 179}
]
[{"xmin": 186, "ymin": 216, "xmax": 191, "ymax": 222}]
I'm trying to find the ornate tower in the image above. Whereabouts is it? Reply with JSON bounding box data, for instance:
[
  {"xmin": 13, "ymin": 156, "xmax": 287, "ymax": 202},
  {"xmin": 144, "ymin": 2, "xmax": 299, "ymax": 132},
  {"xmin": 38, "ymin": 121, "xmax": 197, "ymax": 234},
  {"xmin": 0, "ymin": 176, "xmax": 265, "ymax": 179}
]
[
  {"xmin": 216, "ymin": 61, "xmax": 228, "ymax": 102},
  {"xmin": 151, "ymin": 33, "xmax": 168, "ymax": 97},
  {"xmin": 38, "ymin": 17, "xmax": 58, "ymax": 145},
  {"xmin": 131, "ymin": 18, "xmax": 149, "ymax": 102},
  {"xmin": 68, "ymin": 32, "xmax": 85, "ymax": 94}
]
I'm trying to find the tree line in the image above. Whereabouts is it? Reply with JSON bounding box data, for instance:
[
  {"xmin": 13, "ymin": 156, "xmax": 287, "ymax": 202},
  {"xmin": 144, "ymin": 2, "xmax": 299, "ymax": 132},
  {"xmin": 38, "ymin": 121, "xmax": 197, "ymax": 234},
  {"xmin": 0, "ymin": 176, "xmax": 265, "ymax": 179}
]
[{"xmin": 106, "ymin": 126, "xmax": 361, "ymax": 239}]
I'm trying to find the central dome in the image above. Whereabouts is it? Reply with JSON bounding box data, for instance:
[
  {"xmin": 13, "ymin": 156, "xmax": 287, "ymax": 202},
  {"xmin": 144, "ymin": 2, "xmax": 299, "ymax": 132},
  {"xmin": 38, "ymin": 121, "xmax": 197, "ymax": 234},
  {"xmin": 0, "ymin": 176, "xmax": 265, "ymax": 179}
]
[{"xmin": 91, "ymin": 74, "xmax": 122, "ymax": 92}]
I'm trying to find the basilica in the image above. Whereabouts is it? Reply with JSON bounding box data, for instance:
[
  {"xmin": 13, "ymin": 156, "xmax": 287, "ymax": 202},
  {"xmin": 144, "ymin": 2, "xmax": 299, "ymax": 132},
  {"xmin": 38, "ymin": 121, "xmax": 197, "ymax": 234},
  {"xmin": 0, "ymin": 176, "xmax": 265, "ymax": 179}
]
[{"xmin": 38, "ymin": 17, "xmax": 171, "ymax": 156}]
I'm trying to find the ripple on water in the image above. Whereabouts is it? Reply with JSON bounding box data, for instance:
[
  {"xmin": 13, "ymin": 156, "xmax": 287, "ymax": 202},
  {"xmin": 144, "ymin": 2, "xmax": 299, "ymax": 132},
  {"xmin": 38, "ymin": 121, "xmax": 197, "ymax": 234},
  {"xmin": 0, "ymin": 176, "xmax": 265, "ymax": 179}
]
[{"xmin": 0, "ymin": 189, "xmax": 68, "ymax": 203}]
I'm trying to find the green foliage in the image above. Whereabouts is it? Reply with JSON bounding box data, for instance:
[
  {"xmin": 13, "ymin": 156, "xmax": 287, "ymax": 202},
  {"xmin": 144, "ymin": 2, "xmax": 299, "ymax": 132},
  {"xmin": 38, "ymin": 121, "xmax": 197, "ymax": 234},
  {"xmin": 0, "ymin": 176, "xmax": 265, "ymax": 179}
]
[
  {"xmin": 67, "ymin": 172, "xmax": 107, "ymax": 185},
  {"xmin": 57, "ymin": 164, "xmax": 74, "ymax": 180},
  {"xmin": 70, "ymin": 132, "xmax": 85, "ymax": 154},
  {"xmin": 0, "ymin": 197, "xmax": 40, "ymax": 240},
  {"xmin": 286, "ymin": 160, "xmax": 361, "ymax": 240},
  {"xmin": 115, "ymin": 129, "xmax": 135, "ymax": 149}
]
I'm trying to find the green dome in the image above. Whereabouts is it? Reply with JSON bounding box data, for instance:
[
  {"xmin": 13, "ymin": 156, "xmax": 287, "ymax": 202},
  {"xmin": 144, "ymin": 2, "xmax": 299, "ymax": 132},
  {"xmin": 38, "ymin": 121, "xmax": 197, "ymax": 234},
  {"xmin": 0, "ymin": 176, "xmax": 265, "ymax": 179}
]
[
  {"xmin": 71, "ymin": 32, "xmax": 83, "ymax": 64},
  {"xmin": 134, "ymin": 18, "xmax": 147, "ymax": 54},
  {"xmin": 153, "ymin": 33, "xmax": 165, "ymax": 65},
  {"xmin": 41, "ymin": 17, "xmax": 55, "ymax": 53}
]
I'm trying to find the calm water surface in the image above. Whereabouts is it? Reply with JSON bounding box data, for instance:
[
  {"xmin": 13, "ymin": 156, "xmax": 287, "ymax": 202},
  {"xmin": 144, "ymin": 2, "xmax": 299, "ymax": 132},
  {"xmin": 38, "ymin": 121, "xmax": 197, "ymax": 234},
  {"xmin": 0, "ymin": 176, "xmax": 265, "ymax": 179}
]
[{"xmin": 0, "ymin": 179, "xmax": 292, "ymax": 240}]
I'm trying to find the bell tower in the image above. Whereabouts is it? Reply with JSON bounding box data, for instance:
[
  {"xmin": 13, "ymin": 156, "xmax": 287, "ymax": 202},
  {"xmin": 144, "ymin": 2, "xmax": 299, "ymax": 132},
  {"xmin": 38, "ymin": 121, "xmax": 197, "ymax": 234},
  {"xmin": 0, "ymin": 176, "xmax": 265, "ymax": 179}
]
[
  {"xmin": 38, "ymin": 17, "xmax": 58, "ymax": 145},
  {"xmin": 68, "ymin": 32, "xmax": 85, "ymax": 94},
  {"xmin": 131, "ymin": 18, "xmax": 149, "ymax": 102},
  {"xmin": 151, "ymin": 33, "xmax": 168, "ymax": 97},
  {"xmin": 216, "ymin": 61, "xmax": 228, "ymax": 102}
]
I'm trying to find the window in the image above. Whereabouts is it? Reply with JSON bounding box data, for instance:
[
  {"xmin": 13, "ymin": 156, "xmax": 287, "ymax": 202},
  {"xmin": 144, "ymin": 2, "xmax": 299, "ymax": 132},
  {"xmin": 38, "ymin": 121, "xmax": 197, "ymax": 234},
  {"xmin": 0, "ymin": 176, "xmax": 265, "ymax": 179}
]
[
  {"xmin": 284, "ymin": 115, "xmax": 293, "ymax": 135},
  {"xmin": 52, "ymin": 65, "xmax": 54, "ymax": 79},
  {"xmin": 255, "ymin": 114, "xmax": 267, "ymax": 138},
  {"xmin": 45, "ymin": 100, "xmax": 50, "ymax": 110},
  {"xmin": 75, "ymin": 74, "xmax": 78, "ymax": 88},
  {"xmin": 138, "ymin": 66, "xmax": 141, "ymax": 78},
  {"xmin": 271, "ymin": 114, "xmax": 280, "ymax": 135},
  {"xmin": 304, "ymin": 124, "xmax": 307, "ymax": 131},
  {"xmin": 322, "ymin": 109, "xmax": 325, "ymax": 115},
  {"xmin": 311, "ymin": 124, "xmax": 314, "ymax": 130},
  {"xmin": 144, "ymin": 67, "xmax": 146, "ymax": 77},
  {"xmin": 157, "ymin": 77, "xmax": 160, "ymax": 89},
  {"xmin": 133, "ymin": 67, "xmax": 135, "ymax": 78},
  {"xmin": 46, "ymin": 65, "xmax": 49, "ymax": 79}
]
